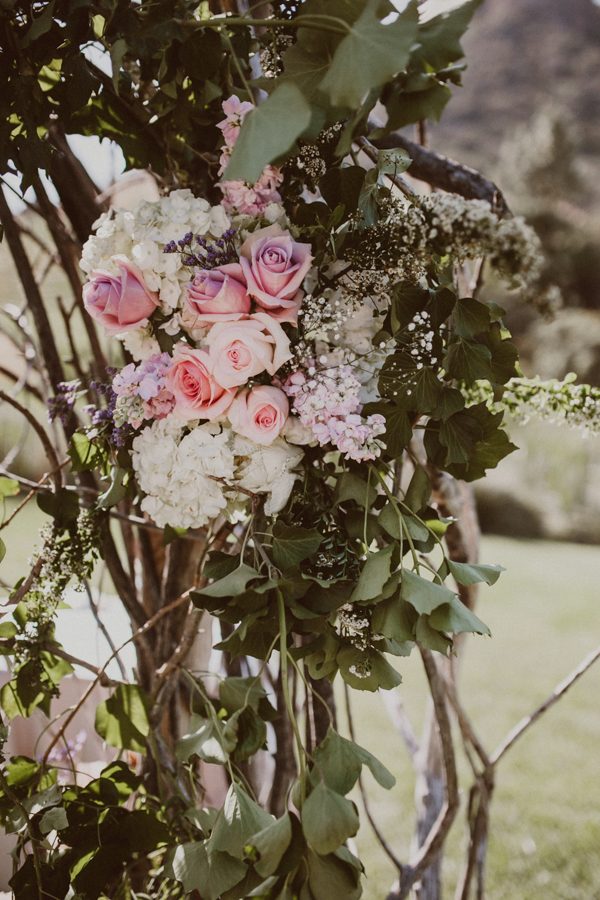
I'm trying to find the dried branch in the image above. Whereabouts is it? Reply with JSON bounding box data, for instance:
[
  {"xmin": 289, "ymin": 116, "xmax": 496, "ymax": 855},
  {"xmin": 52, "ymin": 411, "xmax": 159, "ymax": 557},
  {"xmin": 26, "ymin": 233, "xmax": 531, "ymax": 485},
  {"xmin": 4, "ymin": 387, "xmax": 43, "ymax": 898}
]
[
  {"xmin": 0, "ymin": 390, "xmax": 63, "ymax": 488},
  {"xmin": 0, "ymin": 187, "xmax": 65, "ymax": 390},
  {"xmin": 370, "ymin": 129, "xmax": 511, "ymax": 217},
  {"xmin": 491, "ymin": 643, "xmax": 600, "ymax": 766},
  {"xmin": 0, "ymin": 365, "xmax": 44, "ymax": 402}
]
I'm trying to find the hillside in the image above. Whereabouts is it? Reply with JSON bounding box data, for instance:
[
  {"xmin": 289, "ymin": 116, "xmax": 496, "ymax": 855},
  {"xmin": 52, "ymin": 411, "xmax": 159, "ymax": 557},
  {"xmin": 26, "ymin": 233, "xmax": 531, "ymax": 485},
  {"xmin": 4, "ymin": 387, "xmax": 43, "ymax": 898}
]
[{"xmin": 431, "ymin": 0, "xmax": 600, "ymax": 171}]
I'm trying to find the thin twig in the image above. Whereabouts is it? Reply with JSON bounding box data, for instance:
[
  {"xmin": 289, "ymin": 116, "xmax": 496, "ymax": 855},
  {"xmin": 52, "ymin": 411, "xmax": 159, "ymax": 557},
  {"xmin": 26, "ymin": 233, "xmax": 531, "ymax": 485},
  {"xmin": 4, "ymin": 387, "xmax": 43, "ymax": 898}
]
[{"xmin": 0, "ymin": 390, "xmax": 63, "ymax": 488}]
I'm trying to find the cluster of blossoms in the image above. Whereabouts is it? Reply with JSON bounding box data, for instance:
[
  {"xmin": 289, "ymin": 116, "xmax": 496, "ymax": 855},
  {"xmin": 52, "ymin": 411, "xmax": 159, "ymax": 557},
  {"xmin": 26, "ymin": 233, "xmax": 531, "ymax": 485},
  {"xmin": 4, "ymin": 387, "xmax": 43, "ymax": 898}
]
[
  {"xmin": 79, "ymin": 103, "xmax": 392, "ymax": 529},
  {"xmin": 284, "ymin": 363, "xmax": 386, "ymax": 462},
  {"xmin": 217, "ymin": 95, "xmax": 284, "ymax": 219},
  {"xmin": 472, "ymin": 374, "xmax": 600, "ymax": 434},
  {"xmin": 344, "ymin": 193, "xmax": 560, "ymax": 312}
]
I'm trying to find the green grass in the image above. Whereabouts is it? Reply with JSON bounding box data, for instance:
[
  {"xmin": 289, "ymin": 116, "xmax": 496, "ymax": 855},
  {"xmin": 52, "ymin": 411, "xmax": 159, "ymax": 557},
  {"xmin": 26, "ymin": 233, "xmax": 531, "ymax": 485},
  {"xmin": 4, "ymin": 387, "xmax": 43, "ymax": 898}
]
[
  {"xmin": 1, "ymin": 513, "xmax": 599, "ymax": 899},
  {"xmin": 344, "ymin": 536, "xmax": 600, "ymax": 899}
]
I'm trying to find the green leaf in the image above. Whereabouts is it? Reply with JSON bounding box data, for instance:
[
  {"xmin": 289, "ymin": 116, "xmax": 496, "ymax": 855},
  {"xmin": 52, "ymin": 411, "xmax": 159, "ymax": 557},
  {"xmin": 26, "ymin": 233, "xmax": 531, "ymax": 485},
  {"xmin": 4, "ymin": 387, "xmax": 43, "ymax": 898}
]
[
  {"xmin": 371, "ymin": 595, "xmax": 416, "ymax": 643},
  {"xmin": 69, "ymin": 433, "xmax": 106, "ymax": 473},
  {"xmin": 94, "ymin": 684, "xmax": 150, "ymax": 753},
  {"xmin": 37, "ymin": 488, "xmax": 79, "ymax": 529},
  {"xmin": 194, "ymin": 564, "xmax": 260, "ymax": 600},
  {"xmin": 39, "ymin": 806, "xmax": 68, "ymax": 835},
  {"xmin": 0, "ymin": 537, "xmax": 5, "ymax": 565},
  {"xmin": 306, "ymin": 848, "xmax": 362, "ymax": 900},
  {"xmin": 444, "ymin": 337, "xmax": 493, "ymax": 383},
  {"xmin": 404, "ymin": 466, "xmax": 431, "ymax": 512},
  {"xmin": 97, "ymin": 466, "xmax": 128, "ymax": 509},
  {"xmin": 320, "ymin": 0, "xmax": 418, "ymax": 108},
  {"xmin": 337, "ymin": 646, "xmax": 402, "ymax": 692},
  {"xmin": 415, "ymin": 615, "xmax": 452, "ymax": 654},
  {"xmin": 401, "ymin": 570, "xmax": 456, "ymax": 614},
  {"xmin": 247, "ymin": 813, "xmax": 293, "ymax": 878},
  {"xmin": 225, "ymin": 83, "xmax": 312, "ymax": 183},
  {"xmin": 452, "ymin": 297, "xmax": 491, "ymax": 338},
  {"xmin": 176, "ymin": 714, "xmax": 236, "ymax": 765},
  {"xmin": 272, "ymin": 523, "xmax": 322, "ymax": 571},
  {"xmin": 334, "ymin": 471, "xmax": 376, "ymax": 508},
  {"xmin": 302, "ymin": 781, "xmax": 359, "ymax": 854},
  {"xmin": 384, "ymin": 80, "xmax": 451, "ymax": 130},
  {"xmin": 164, "ymin": 842, "xmax": 211, "ymax": 895},
  {"xmin": 429, "ymin": 595, "xmax": 490, "ymax": 636},
  {"xmin": 381, "ymin": 404, "xmax": 413, "ymax": 458},
  {"xmin": 0, "ymin": 477, "xmax": 19, "ymax": 498},
  {"xmin": 312, "ymin": 728, "xmax": 395, "ymax": 796},
  {"xmin": 320, "ymin": 165, "xmax": 366, "ymax": 213},
  {"xmin": 209, "ymin": 784, "xmax": 273, "ymax": 859},
  {"xmin": 438, "ymin": 408, "xmax": 485, "ymax": 465},
  {"xmin": 350, "ymin": 545, "xmax": 394, "ymax": 603},
  {"xmin": 415, "ymin": 0, "xmax": 483, "ymax": 70},
  {"xmin": 447, "ymin": 560, "xmax": 504, "ymax": 586}
]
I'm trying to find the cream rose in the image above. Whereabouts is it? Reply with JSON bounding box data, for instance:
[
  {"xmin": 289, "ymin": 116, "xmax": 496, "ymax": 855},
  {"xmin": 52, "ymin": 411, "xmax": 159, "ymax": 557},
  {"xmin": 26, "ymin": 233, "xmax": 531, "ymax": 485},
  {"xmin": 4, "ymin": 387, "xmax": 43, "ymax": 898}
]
[
  {"xmin": 206, "ymin": 313, "xmax": 291, "ymax": 389},
  {"xmin": 229, "ymin": 386, "xmax": 289, "ymax": 445},
  {"xmin": 166, "ymin": 343, "xmax": 234, "ymax": 421}
]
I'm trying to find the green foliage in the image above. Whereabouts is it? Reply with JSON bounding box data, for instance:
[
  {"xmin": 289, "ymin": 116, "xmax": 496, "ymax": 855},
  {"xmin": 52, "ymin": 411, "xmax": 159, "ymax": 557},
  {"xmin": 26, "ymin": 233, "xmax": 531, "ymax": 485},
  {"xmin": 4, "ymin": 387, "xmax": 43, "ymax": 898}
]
[{"xmin": 94, "ymin": 683, "xmax": 150, "ymax": 753}]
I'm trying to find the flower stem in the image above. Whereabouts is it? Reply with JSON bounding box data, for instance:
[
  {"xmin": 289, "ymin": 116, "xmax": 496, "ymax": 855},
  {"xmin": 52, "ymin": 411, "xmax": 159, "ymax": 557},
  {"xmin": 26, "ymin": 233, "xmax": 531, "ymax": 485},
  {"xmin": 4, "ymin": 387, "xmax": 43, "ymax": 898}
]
[{"xmin": 276, "ymin": 587, "xmax": 307, "ymax": 804}]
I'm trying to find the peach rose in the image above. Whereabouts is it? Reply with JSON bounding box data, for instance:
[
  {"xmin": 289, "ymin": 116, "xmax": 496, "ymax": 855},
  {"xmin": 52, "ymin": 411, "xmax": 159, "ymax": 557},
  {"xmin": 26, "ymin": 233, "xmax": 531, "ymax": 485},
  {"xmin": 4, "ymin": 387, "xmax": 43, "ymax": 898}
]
[
  {"xmin": 239, "ymin": 224, "xmax": 312, "ymax": 320},
  {"xmin": 229, "ymin": 386, "xmax": 289, "ymax": 445},
  {"xmin": 206, "ymin": 312, "xmax": 291, "ymax": 389},
  {"xmin": 83, "ymin": 257, "xmax": 159, "ymax": 334},
  {"xmin": 185, "ymin": 263, "xmax": 250, "ymax": 325},
  {"xmin": 166, "ymin": 344, "xmax": 234, "ymax": 421}
]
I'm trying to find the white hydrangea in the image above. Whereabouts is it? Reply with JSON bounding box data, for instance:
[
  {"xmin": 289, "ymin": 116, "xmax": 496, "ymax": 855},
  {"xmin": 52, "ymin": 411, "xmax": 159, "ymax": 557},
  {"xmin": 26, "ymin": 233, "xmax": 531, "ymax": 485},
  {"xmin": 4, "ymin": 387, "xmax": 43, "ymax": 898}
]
[
  {"xmin": 80, "ymin": 189, "xmax": 230, "ymax": 313},
  {"xmin": 120, "ymin": 323, "xmax": 161, "ymax": 362},
  {"xmin": 131, "ymin": 420, "xmax": 304, "ymax": 528},
  {"xmin": 233, "ymin": 435, "xmax": 304, "ymax": 516},
  {"xmin": 131, "ymin": 420, "xmax": 235, "ymax": 529}
]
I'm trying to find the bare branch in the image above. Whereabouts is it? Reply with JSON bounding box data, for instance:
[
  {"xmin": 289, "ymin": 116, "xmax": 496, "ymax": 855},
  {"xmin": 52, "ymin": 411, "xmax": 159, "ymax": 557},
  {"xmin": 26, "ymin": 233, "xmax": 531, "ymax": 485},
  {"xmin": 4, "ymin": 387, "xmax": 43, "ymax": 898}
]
[
  {"xmin": 0, "ymin": 390, "xmax": 63, "ymax": 488},
  {"xmin": 491, "ymin": 643, "xmax": 600, "ymax": 766},
  {"xmin": 370, "ymin": 129, "xmax": 511, "ymax": 217}
]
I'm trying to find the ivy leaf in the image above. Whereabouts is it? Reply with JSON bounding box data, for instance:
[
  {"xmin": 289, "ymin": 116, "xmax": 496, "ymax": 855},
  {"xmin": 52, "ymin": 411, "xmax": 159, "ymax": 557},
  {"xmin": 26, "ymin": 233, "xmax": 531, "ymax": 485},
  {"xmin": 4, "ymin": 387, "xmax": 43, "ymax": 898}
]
[
  {"xmin": 320, "ymin": 0, "xmax": 418, "ymax": 108},
  {"xmin": 272, "ymin": 523, "xmax": 323, "ymax": 571},
  {"xmin": 97, "ymin": 466, "xmax": 129, "ymax": 509},
  {"xmin": 39, "ymin": 806, "xmax": 68, "ymax": 835},
  {"xmin": 94, "ymin": 684, "xmax": 150, "ymax": 753},
  {"xmin": 444, "ymin": 337, "xmax": 493, "ymax": 383},
  {"xmin": 209, "ymin": 784, "xmax": 273, "ymax": 859},
  {"xmin": 384, "ymin": 80, "xmax": 451, "ymax": 131},
  {"xmin": 307, "ymin": 848, "xmax": 362, "ymax": 900},
  {"xmin": 429, "ymin": 595, "xmax": 491, "ymax": 636},
  {"xmin": 334, "ymin": 471, "xmax": 377, "ymax": 508},
  {"xmin": 301, "ymin": 781, "xmax": 359, "ymax": 854},
  {"xmin": 164, "ymin": 842, "xmax": 210, "ymax": 895},
  {"xmin": 414, "ymin": 0, "xmax": 483, "ymax": 70},
  {"xmin": 37, "ymin": 488, "xmax": 79, "ymax": 529},
  {"xmin": 0, "ymin": 477, "xmax": 19, "ymax": 498},
  {"xmin": 415, "ymin": 616, "xmax": 453, "ymax": 654},
  {"xmin": 452, "ymin": 297, "xmax": 491, "ymax": 338},
  {"xmin": 337, "ymin": 646, "xmax": 402, "ymax": 692},
  {"xmin": 371, "ymin": 594, "xmax": 416, "ymax": 643},
  {"xmin": 246, "ymin": 813, "xmax": 293, "ymax": 878},
  {"xmin": 404, "ymin": 466, "xmax": 431, "ymax": 512},
  {"xmin": 320, "ymin": 165, "xmax": 366, "ymax": 213},
  {"xmin": 176, "ymin": 714, "xmax": 237, "ymax": 765},
  {"xmin": 225, "ymin": 83, "xmax": 312, "ymax": 183},
  {"xmin": 312, "ymin": 728, "xmax": 395, "ymax": 796},
  {"xmin": 438, "ymin": 407, "xmax": 485, "ymax": 465},
  {"xmin": 446, "ymin": 560, "xmax": 504, "ymax": 586},
  {"xmin": 194, "ymin": 564, "xmax": 260, "ymax": 600},
  {"xmin": 401, "ymin": 570, "xmax": 456, "ymax": 614},
  {"xmin": 350, "ymin": 545, "xmax": 394, "ymax": 603}
]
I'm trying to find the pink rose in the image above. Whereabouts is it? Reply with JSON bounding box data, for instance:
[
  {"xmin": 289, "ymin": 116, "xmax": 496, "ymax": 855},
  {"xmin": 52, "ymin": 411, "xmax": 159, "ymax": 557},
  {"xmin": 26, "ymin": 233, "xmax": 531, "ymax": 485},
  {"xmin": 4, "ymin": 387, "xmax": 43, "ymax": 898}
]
[
  {"xmin": 186, "ymin": 263, "xmax": 250, "ymax": 325},
  {"xmin": 229, "ymin": 386, "xmax": 289, "ymax": 445},
  {"xmin": 206, "ymin": 313, "xmax": 292, "ymax": 389},
  {"xmin": 239, "ymin": 225, "xmax": 312, "ymax": 318},
  {"xmin": 83, "ymin": 257, "xmax": 158, "ymax": 334},
  {"xmin": 166, "ymin": 344, "xmax": 235, "ymax": 421}
]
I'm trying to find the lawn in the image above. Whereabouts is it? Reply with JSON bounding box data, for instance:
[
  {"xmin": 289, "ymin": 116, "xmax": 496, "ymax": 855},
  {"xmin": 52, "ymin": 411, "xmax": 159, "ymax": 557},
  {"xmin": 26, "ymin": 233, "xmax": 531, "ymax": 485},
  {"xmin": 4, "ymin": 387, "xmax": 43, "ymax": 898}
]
[{"xmin": 1, "ymin": 503, "xmax": 599, "ymax": 899}]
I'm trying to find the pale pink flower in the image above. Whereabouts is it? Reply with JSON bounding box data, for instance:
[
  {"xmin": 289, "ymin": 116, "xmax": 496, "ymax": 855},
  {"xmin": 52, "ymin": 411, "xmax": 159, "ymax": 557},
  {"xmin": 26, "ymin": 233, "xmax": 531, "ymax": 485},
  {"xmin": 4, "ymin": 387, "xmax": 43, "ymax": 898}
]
[
  {"xmin": 239, "ymin": 224, "xmax": 312, "ymax": 317},
  {"xmin": 83, "ymin": 257, "xmax": 158, "ymax": 334},
  {"xmin": 229, "ymin": 385, "xmax": 289, "ymax": 445},
  {"xmin": 186, "ymin": 263, "xmax": 250, "ymax": 325},
  {"xmin": 206, "ymin": 313, "xmax": 291, "ymax": 389},
  {"xmin": 166, "ymin": 343, "xmax": 235, "ymax": 421}
]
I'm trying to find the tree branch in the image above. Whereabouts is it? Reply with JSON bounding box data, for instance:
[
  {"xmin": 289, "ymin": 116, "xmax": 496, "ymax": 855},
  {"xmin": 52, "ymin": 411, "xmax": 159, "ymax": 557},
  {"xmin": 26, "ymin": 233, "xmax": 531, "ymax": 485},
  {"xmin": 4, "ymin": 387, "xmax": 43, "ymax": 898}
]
[{"xmin": 370, "ymin": 129, "xmax": 511, "ymax": 217}]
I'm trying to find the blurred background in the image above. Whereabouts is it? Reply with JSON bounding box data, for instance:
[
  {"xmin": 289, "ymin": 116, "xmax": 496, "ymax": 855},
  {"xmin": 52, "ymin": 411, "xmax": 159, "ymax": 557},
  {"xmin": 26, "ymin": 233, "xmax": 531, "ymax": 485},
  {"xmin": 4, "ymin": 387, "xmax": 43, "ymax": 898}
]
[{"xmin": 1, "ymin": 1, "xmax": 599, "ymax": 897}]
